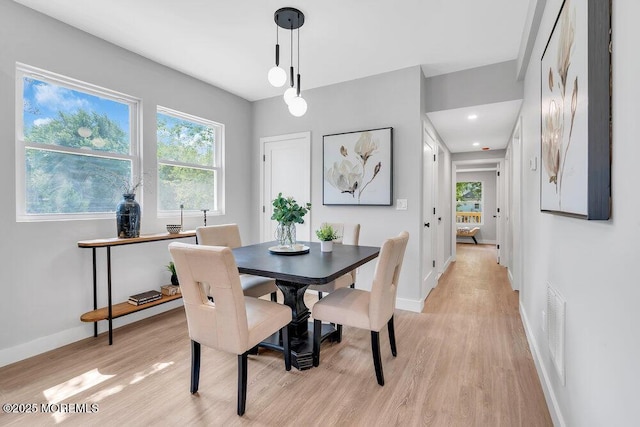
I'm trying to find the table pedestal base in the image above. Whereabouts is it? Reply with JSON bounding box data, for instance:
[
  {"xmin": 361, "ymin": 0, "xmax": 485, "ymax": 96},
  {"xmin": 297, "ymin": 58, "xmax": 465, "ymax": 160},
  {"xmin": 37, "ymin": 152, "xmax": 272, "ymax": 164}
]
[{"xmin": 260, "ymin": 322, "xmax": 338, "ymax": 370}]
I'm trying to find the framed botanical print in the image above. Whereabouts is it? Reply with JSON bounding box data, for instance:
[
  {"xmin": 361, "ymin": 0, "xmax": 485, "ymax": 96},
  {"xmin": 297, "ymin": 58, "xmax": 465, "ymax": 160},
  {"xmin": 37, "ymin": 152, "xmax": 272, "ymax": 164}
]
[
  {"xmin": 540, "ymin": 0, "xmax": 611, "ymax": 219},
  {"xmin": 323, "ymin": 127, "xmax": 392, "ymax": 206}
]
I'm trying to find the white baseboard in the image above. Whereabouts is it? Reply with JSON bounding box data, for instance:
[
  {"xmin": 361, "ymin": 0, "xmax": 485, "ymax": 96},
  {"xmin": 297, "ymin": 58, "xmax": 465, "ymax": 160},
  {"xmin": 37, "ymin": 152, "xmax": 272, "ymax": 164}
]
[
  {"xmin": 520, "ymin": 304, "xmax": 566, "ymax": 427},
  {"xmin": 395, "ymin": 296, "xmax": 424, "ymax": 313},
  {"xmin": 442, "ymin": 255, "xmax": 453, "ymax": 275},
  {"xmin": 0, "ymin": 324, "xmax": 89, "ymax": 368},
  {"xmin": 0, "ymin": 299, "xmax": 184, "ymax": 368},
  {"xmin": 508, "ymin": 269, "xmax": 515, "ymax": 290}
]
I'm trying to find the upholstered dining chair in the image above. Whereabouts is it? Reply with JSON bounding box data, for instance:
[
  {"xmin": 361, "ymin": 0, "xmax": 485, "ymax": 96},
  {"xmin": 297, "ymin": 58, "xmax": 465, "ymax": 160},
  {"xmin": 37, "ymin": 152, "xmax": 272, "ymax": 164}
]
[
  {"xmin": 196, "ymin": 224, "xmax": 278, "ymax": 301},
  {"xmin": 309, "ymin": 223, "xmax": 361, "ymax": 299},
  {"xmin": 312, "ymin": 231, "xmax": 409, "ymax": 386},
  {"xmin": 168, "ymin": 242, "xmax": 292, "ymax": 416}
]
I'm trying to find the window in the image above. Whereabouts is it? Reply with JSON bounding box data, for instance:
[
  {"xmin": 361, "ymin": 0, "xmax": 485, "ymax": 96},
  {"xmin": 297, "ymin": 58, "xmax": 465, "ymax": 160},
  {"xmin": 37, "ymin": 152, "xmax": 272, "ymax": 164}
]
[
  {"xmin": 456, "ymin": 181, "xmax": 483, "ymax": 224},
  {"xmin": 156, "ymin": 107, "xmax": 223, "ymax": 215},
  {"xmin": 16, "ymin": 64, "xmax": 140, "ymax": 221}
]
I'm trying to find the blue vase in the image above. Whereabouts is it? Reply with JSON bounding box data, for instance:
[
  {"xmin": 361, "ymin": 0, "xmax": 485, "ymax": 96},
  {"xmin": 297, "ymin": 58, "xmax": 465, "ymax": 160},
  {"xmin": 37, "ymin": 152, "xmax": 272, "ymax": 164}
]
[{"xmin": 116, "ymin": 193, "xmax": 140, "ymax": 238}]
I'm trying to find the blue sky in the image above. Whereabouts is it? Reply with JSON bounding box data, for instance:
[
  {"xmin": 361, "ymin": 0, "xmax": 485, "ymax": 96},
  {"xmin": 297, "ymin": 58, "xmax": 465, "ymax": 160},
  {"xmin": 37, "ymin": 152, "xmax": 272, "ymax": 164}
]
[{"xmin": 23, "ymin": 77, "xmax": 130, "ymax": 138}]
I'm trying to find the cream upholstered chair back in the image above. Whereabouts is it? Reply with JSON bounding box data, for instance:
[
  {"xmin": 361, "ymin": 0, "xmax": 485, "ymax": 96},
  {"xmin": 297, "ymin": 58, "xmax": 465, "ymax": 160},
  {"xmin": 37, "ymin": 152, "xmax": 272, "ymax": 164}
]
[
  {"xmin": 324, "ymin": 223, "xmax": 360, "ymax": 245},
  {"xmin": 368, "ymin": 231, "xmax": 409, "ymax": 331},
  {"xmin": 323, "ymin": 223, "xmax": 360, "ymax": 286},
  {"xmin": 169, "ymin": 242, "xmax": 249, "ymax": 355},
  {"xmin": 196, "ymin": 224, "xmax": 243, "ymax": 249}
]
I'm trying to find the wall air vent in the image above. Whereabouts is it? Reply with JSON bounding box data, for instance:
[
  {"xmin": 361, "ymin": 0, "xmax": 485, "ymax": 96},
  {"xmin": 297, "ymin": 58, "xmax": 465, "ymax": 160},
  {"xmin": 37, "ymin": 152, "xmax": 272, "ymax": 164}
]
[{"xmin": 547, "ymin": 284, "xmax": 566, "ymax": 385}]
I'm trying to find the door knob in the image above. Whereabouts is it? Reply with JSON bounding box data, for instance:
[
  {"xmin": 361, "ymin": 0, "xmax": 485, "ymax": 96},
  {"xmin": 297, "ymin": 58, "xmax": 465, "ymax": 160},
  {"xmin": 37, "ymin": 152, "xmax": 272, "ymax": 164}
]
[{"xmin": 424, "ymin": 222, "xmax": 430, "ymax": 228}]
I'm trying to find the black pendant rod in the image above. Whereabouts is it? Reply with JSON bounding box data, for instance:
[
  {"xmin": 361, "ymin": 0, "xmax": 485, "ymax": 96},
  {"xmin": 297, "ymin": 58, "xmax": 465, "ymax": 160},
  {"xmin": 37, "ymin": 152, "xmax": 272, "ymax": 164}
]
[
  {"xmin": 296, "ymin": 23, "xmax": 301, "ymax": 96},
  {"xmin": 289, "ymin": 20, "xmax": 294, "ymax": 88},
  {"xmin": 275, "ymin": 24, "xmax": 280, "ymax": 66}
]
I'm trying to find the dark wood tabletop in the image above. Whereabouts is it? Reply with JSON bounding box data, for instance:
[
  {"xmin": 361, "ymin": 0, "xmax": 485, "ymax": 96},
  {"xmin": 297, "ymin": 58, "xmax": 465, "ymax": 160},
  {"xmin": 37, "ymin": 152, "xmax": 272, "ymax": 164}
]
[{"xmin": 232, "ymin": 241, "xmax": 380, "ymax": 286}]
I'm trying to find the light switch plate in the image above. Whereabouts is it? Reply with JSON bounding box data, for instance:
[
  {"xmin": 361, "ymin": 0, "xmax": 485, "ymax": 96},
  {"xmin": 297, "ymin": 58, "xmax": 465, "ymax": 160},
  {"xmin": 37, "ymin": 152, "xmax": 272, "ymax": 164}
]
[
  {"xmin": 396, "ymin": 199, "xmax": 408, "ymax": 210},
  {"xmin": 530, "ymin": 156, "xmax": 538, "ymax": 171}
]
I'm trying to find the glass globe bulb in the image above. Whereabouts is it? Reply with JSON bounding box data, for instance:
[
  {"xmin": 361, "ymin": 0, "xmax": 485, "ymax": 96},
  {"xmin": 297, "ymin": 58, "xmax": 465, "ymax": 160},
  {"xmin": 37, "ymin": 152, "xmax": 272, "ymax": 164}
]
[
  {"xmin": 288, "ymin": 96, "xmax": 308, "ymax": 117},
  {"xmin": 267, "ymin": 66, "xmax": 287, "ymax": 88},
  {"xmin": 283, "ymin": 87, "xmax": 297, "ymax": 105}
]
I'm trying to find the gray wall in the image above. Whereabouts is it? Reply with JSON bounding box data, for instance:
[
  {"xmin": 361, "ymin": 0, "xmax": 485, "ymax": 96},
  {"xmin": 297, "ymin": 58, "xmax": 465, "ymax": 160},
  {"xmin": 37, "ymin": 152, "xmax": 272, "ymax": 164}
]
[
  {"xmin": 452, "ymin": 149, "xmax": 506, "ymax": 162},
  {"xmin": 518, "ymin": 0, "xmax": 640, "ymax": 425},
  {"xmin": 456, "ymin": 170, "xmax": 497, "ymax": 243},
  {"xmin": 424, "ymin": 61, "xmax": 524, "ymax": 112},
  {"xmin": 0, "ymin": 1, "xmax": 253, "ymax": 365},
  {"xmin": 252, "ymin": 67, "xmax": 425, "ymax": 308}
]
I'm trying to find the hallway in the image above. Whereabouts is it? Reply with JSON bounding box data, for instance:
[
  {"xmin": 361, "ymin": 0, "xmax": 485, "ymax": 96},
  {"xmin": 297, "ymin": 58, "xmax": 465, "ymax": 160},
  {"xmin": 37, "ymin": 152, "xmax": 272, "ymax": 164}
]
[{"xmin": 422, "ymin": 243, "xmax": 552, "ymax": 425}]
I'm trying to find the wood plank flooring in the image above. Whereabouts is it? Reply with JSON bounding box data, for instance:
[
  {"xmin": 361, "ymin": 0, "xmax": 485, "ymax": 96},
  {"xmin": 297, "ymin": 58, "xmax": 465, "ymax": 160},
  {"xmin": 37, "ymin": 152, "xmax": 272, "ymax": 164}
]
[{"xmin": 0, "ymin": 243, "xmax": 551, "ymax": 426}]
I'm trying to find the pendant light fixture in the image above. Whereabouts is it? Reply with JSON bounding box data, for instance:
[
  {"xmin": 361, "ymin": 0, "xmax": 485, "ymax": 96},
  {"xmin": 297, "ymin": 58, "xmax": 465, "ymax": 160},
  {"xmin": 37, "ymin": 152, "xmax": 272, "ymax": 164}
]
[
  {"xmin": 270, "ymin": 7, "xmax": 307, "ymax": 117},
  {"xmin": 267, "ymin": 22, "xmax": 286, "ymax": 87},
  {"xmin": 288, "ymin": 25, "xmax": 307, "ymax": 117}
]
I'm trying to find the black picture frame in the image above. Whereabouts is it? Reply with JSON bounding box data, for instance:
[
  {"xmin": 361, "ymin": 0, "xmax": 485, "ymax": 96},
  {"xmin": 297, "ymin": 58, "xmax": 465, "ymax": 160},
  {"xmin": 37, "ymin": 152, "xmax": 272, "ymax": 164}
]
[{"xmin": 539, "ymin": 0, "xmax": 611, "ymax": 219}]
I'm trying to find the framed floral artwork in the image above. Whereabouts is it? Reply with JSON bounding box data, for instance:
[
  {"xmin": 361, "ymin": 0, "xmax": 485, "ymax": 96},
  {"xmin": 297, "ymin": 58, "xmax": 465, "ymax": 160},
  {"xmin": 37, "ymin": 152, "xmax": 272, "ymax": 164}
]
[
  {"xmin": 540, "ymin": 0, "xmax": 610, "ymax": 219},
  {"xmin": 323, "ymin": 127, "xmax": 392, "ymax": 206}
]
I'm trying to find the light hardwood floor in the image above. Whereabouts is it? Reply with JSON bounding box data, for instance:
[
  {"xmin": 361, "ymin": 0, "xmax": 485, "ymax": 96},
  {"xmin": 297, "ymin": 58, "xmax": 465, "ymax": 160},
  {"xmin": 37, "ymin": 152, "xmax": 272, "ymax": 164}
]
[{"xmin": 0, "ymin": 244, "xmax": 551, "ymax": 426}]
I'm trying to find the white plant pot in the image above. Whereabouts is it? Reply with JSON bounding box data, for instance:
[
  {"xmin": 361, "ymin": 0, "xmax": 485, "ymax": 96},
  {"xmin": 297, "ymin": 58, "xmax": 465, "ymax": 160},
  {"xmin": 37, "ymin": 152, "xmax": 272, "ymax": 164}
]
[{"xmin": 320, "ymin": 241, "xmax": 333, "ymax": 252}]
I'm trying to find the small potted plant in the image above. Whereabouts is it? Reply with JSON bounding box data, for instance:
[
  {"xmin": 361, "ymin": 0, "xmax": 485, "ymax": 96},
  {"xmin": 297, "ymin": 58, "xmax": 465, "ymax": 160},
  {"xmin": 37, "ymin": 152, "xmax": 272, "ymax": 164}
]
[
  {"xmin": 271, "ymin": 193, "xmax": 311, "ymax": 248},
  {"xmin": 167, "ymin": 261, "xmax": 179, "ymax": 286},
  {"xmin": 316, "ymin": 224, "xmax": 339, "ymax": 252}
]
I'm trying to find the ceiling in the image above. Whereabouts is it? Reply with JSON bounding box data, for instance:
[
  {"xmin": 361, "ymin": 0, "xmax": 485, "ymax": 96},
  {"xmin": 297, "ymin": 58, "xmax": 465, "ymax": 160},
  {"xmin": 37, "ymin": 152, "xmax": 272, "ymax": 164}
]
[
  {"xmin": 427, "ymin": 100, "xmax": 523, "ymax": 153},
  {"xmin": 13, "ymin": 0, "xmax": 530, "ymax": 153}
]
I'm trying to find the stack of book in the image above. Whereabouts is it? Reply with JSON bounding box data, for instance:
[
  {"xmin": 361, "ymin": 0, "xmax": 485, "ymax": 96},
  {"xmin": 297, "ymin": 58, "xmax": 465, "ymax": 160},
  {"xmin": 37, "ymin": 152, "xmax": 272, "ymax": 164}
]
[{"xmin": 128, "ymin": 290, "xmax": 162, "ymax": 306}]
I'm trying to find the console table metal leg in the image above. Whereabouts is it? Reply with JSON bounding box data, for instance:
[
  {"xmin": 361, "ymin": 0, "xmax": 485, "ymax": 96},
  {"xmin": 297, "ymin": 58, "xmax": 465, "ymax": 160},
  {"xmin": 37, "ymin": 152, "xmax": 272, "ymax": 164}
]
[
  {"xmin": 107, "ymin": 247, "xmax": 113, "ymax": 345},
  {"xmin": 92, "ymin": 248, "xmax": 97, "ymax": 338}
]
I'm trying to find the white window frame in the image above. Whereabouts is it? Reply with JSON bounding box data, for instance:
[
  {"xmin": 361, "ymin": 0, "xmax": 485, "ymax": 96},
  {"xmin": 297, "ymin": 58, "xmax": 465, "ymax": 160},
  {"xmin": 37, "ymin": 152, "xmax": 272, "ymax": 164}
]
[
  {"xmin": 15, "ymin": 63, "xmax": 141, "ymax": 222},
  {"xmin": 156, "ymin": 106, "xmax": 225, "ymax": 217},
  {"xmin": 455, "ymin": 180, "xmax": 484, "ymax": 225}
]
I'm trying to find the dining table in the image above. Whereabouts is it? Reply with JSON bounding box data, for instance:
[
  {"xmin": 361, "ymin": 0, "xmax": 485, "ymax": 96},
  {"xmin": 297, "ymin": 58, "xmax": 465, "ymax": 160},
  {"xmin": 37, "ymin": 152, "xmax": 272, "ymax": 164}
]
[{"xmin": 232, "ymin": 241, "xmax": 380, "ymax": 370}]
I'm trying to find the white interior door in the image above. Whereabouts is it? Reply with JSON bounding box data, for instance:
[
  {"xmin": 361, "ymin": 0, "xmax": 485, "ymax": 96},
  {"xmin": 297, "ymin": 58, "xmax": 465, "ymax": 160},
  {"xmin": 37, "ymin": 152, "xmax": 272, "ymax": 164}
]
[
  {"xmin": 422, "ymin": 126, "xmax": 437, "ymax": 298},
  {"xmin": 261, "ymin": 132, "xmax": 311, "ymax": 243},
  {"xmin": 496, "ymin": 163, "xmax": 502, "ymax": 264},
  {"xmin": 509, "ymin": 119, "xmax": 523, "ymax": 291},
  {"xmin": 436, "ymin": 145, "xmax": 445, "ymax": 278}
]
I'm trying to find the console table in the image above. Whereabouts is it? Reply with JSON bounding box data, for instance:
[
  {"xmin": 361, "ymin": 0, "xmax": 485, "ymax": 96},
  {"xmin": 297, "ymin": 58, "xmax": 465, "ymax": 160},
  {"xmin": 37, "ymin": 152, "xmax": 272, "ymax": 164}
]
[{"xmin": 78, "ymin": 231, "xmax": 196, "ymax": 344}]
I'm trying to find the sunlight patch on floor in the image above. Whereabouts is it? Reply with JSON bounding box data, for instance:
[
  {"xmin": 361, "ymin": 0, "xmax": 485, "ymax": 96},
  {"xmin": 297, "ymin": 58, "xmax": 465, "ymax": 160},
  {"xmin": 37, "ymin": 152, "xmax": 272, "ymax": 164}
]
[
  {"xmin": 130, "ymin": 361, "xmax": 174, "ymax": 385},
  {"xmin": 43, "ymin": 368, "xmax": 114, "ymax": 404}
]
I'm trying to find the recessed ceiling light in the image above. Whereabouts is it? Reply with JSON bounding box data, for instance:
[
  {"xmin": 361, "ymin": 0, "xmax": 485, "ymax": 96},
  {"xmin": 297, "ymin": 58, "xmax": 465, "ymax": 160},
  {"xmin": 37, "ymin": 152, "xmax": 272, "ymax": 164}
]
[
  {"xmin": 467, "ymin": 114, "xmax": 478, "ymax": 120},
  {"xmin": 472, "ymin": 142, "xmax": 480, "ymax": 146}
]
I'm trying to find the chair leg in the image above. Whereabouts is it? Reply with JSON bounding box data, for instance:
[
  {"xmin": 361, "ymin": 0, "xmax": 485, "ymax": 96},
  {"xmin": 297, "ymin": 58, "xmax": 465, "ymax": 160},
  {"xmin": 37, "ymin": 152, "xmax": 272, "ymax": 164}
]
[
  {"xmin": 336, "ymin": 324, "xmax": 343, "ymax": 343},
  {"xmin": 317, "ymin": 291, "xmax": 323, "ymax": 300},
  {"xmin": 190, "ymin": 340, "xmax": 201, "ymax": 394},
  {"xmin": 270, "ymin": 291, "xmax": 277, "ymax": 302},
  {"xmin": 282, "ymin": 325, "xmax": 291, "ymax": 371},
  {"xmin": 313, "ymin": 319, "xmax": 322, "ymax": 367},
  {"xmin": 388, "ymin": 315, "xmax": 397, "ymax": 357},
  {"xmin": 371, "ymin": 331, "xmax": 384, "ymax": 386},
  {"xmin": 237, "ymin": 352, "xmax": 248, "ymax": 416}
]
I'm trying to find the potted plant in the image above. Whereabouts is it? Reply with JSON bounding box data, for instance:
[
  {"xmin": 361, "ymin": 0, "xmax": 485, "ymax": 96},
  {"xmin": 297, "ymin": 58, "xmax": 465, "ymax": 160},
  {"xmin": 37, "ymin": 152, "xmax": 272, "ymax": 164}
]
[
  {"xmin": 271, "ymin": 192, "xmax": 311, "ymax": 248},
  {"xmin": 167, "ymin": 261, "xmax": 179, "ymax": 286},
  {"xmin": 316, "ymin": 224, "xmax": 339, "ymax": 252}
]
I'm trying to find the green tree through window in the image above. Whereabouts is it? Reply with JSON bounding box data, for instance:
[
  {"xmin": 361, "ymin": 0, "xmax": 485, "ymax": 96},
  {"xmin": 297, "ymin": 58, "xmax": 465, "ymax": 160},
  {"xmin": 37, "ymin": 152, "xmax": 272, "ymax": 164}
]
[
  {"xmin": 17, "ymin": 67, "xmax": 139, "ymax": 219},
  {"xmin": 456, "ymin": 181, "xmax": 483, "ymax": 224},
  {"xmin": 157, "ymin": 108, "xmax": 222, "ymax": 213}
]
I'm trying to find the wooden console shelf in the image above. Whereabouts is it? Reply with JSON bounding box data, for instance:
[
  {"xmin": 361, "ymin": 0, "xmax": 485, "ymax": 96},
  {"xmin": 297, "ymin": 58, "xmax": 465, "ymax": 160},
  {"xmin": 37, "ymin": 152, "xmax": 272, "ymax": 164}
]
[
  {"xmin": 81, "ymin": 293, "xmax": 182, "ymax": 322},
  {"xmin": 78, "ymin": 230, "xmax": 196, "ymax": 345}
]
